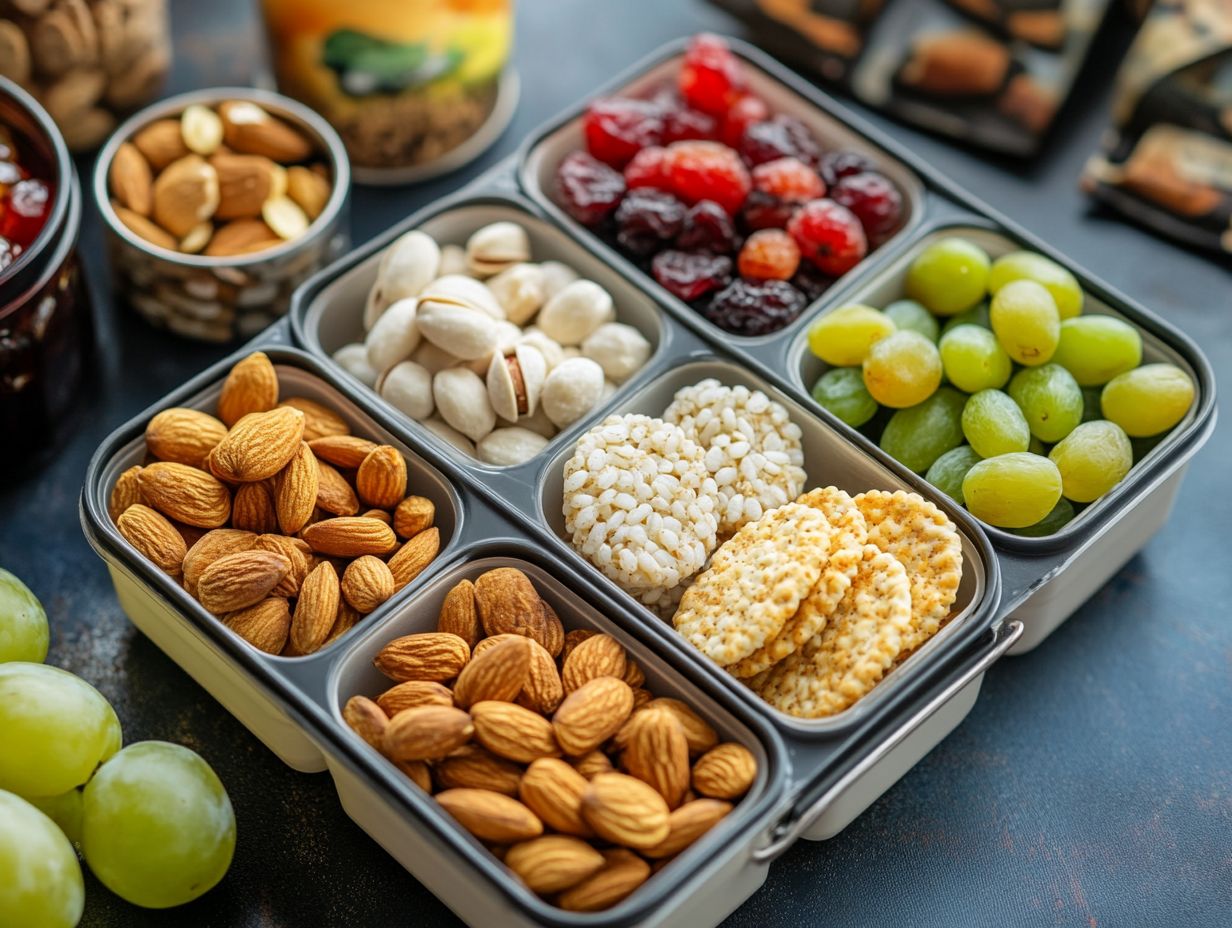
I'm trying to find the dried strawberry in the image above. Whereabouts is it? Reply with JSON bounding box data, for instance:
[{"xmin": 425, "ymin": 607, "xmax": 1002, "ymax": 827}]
[
  {"xmin": 737, "ymin": 229, "xmax": 800, "ymax": 281},
  {"xmin": 624, "ymin": 146, "xmax": 671, "ymax": 190},
  {"xmin": 664, "ymin": 141, "xmax": 750, "ymax": 215},
  {"xmin": 828, "ymin": 172, "xmax": 903, "ymax": 241},
  {"xmin": 751, "ymin": 157, "xmax": 825, "ymax": 202},
  {"xmin": 584, "ymin": 98, "xmax": 664, "ymax": 167},
  {"xmin": 787, "ymin": 199, "xmax": 867, "ymax": 277},
  {"xmin": 678, "ymin": 33, "xmax": 745, "ymax": 116},
  {"xmin": 652, "ymin": 250, "xmax": 732, "ymax": 302},
  {"xmin": 676, "ymin": 200, "xmax": 738, "ymax": 254},
  {"xmin": 555, "ymin": 151, "xmax": 626, "ymax": 225},
  {"xmin": 720, "ymin": 94, "xmax": 769, "ymax": 147}
]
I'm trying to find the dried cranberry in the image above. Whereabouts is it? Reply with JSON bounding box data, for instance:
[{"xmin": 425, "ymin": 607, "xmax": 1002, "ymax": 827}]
[
  {"xmin": 677, "ymin": 200, "xmax": 738, "ymax": 254},
  {"xmin": 828, "ymin": 172, "xmax": 903, "ymax": 242},
  {"xmin": 740, "ymin": 189, "xmax": 795, "ymax": 232},
  {"xmin": 665, "ymin": 141, "xmax": 750, "ymax": 215},
  {"xmin": 555, "ymin": 151, "xmax": 627, "ymax": 225},
  {"xmin": 584, "ymin": 97, "xmax": 665, "ymax": 167},
  {"xmin": 702, "ymin": 279, "xmax": 806, "ymax": 335},
  {"xmin": 751, "ymin": 157, "xmax": 825, "ymax": 202},
  {"xmin": 624, "ymin": 146, "xmax": 671, "ymax": 190},
  {"xmin": 652, "ymin": 250, "xmax": 732, "ymax": 302},
  {"xmin": 739, "ymin": 116, "xmax": 821, "ymax": 168},
  {"xmin": 615, "ymin": 189, "xmax": 687, "ymax": 256},
  {"xmin": 662, "ymin": 106, "xmax": 719, "ymax": 143},
  {"xmin": 678, "ymin": 33, "xmax": 745, "ymax": 116},
  {"xmin": 720, "ymin": 94, "xmax": 770, "ymax": 147},
  {"xmin": 787, "ymin": 199, "xmax": 867, "ymax": 277},
  {"xmin": 790, "ymin": 261, "xmax": 833, "ymax": 302},
  {"xmin": 817, "ymin": 150, "xmax": 877, "ymax": 187},
  {"xmin": 738, "ymin": 229, "xmax": 800, "ymax": 281}
]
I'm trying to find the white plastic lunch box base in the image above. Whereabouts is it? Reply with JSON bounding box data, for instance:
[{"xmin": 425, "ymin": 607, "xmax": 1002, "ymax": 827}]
[{"xmin": 107, "ymin": 563, "xmax": 328, "ymax": 773}]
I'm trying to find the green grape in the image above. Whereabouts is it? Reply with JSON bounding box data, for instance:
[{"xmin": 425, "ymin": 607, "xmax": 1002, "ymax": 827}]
[
  {"xmin": 1049, "ymin": 420, "xmax": 1133, "ymax": 503},
  {"xmin": 1028, "ymin": 435, "xmax": 1047, "ymax": 455},
  {"xmin": 940, "ymin": 301, "xmax": 991, "ymax": 335},
  {"xmin": 1011, "ymin": 498, "xmax": 1076, "ymax": 537},
  {"xmin": 1081, "ymin": 387, "xmax": 1101, "ymax": 423},
  {"xmin": 863, "ymin": 330, "xmax": 943, "ymax": 408},
  {"xmin": 1052, "ymin": 315, "xmax": 1142, "ymax": 386},
  {"xmin": 0, "ymin": 568, "xmax": 48, "ymax": 663},
  {"xmin": 0, "ymin": 790, "xmax": 84, "ymax": 928},
  {"xmin": 879, "ymin": 387, "xmax": 966, "ymax": 473},
  {"xmin": 990, "ymin": 279, "xmax": 1060, "ymax": 366},
  {"xmin": 988, "ymin": 250, "xmax": 1084, "ymax": 319},
  {"xmin": 939, "ymin": 324, "xmax": 1012, "ymax": 393},
  {"xmin": 962, "ymin": 389, "xmax": 1030, "ymax": 458},
  {"xmin": 1101, "ymin": 363, "xmax": 1195, "ymax": 437},
  {"xmin": 926, "ymin": 445, "xmax": 983, "ymax": 505},
  {"xmin": 962, "ymin": 452, "xmax": 1063, "ymax": 528},
  {"xmin": 904, "ymin": 237, "xmax": 991, "ymax": 316},
  {"xmin": 883, "ymin": 299, "xmax": 939, "ymax": 342},
  {"xmin": 29, "ymin": 788, "xmax": 84, "ymax": 848},
  {"xmin": 811, "ymin": 367, "xmax": 879, "ymax": 427},
  {"xmin": 0, "ymin": 662, "xmax": 121, "ymax": 798},
  {"xmin": 82, "ymin": 742, "xmax": 235, "ymax": 909},
  {"xmin": 807, "ymin": 304, "xmax": 896, "ymax": 366},
  {"xmin": 1008, "ymin": 363, "xmax": 1084, "ymax": 443}
]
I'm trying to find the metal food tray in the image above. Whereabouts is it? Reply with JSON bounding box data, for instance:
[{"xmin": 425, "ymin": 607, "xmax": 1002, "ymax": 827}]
[{"xmin": 81, "ymin": 36, "xmax": 1214, "ymax": 928}]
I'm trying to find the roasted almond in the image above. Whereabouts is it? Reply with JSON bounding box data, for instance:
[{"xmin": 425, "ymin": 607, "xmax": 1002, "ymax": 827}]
[
  {"xmin": 561, "ymin": 628, "xmax": 596, "ymax": 663},
  {"xmin": 581, "ymin": 771, "xmax": 670, "ymax": 851},
  {"xmin": 434, "ymin": 744, "xmax": 522, "ymax": 796},
  {"xmin": 387, "ymin": 526, "xmax": 439, "ymax": 589},
  {"xmin": 623, "ymin": 707, "xmax": 690, "ymax": 809},
  {"xmin": 342, "ymin": 694, "xmax": 388, "ymax": 750},
  {"xmin": 474, "ymin": 567, "xmax": 547, "ymax": 642},
  {"xmin": 302, "ymin": 516, "xmax": 397, "ymax": 557},
  {"xmin": 223, "ymin": 596, "xmax": 291, "ymax": 654},
  {"xmin": 152, "ymin": 154, "xmax": 219, "ymax": 238},
  {"xmin": 109, "ymin": 140, "xmax": 152, "ymax": 215},
  {"xmin": 114, "ymin": 202, "xmax": 177, "ymax": 250},
  {"xmin": 341, "ymin": 555, "xmax": 394, "ymax": 614},
  {"xmin": 621, "ymin": 659, "xmax": 645, "ymax": 690},
  {"xmin": 116, "ymin": 504, "xmax": 187, "ymax": 575},
  {"xmin": 290, "ymin": 561, "xmax": 340, "ymax": 654},
  {"xmin": 197, "ymin": 549, "xmax": 291, "ymax": 614},
  {"xmin": 516, "ymin": 639, "xmax": 564, "ymax": 715},
  {"xmin": 643, "ymin": 799, "xmax": 732, "ymax": 859},
  {"xmin": 108, "ymin": 464, "xmax": 146, "ymax": 520},
  {"xmin": 252, "ymin": 533, "xmax": 310, "ymax": 598},
  {"xmin": 132, "ymin": 117, "xmax": 190, "ymax": 171},
  {"xmin": 287, "ymin": 164, "xmax": 330, "ymax": 220},
  {"xmin": 231, "ymin": 482, "xmax": 279, "ymax": 533},
  {"xmin": 145, "ymin": 407, "xmax": 227, "ymax": 468},
  {"xmin": 376, "ymin": 680, "xmax": 454, "ymax": 715},
  {"xmin": 570, "ymin": 751, "xmax": 614, "ymax": 780},
  {"xmin": 452, "ymin": 634, "xmax": 530, "ymax": 708},
  {"xmin": 691, "ymin": 743, "xmax": 756, "ymax": 801},
  {"xmin": 552, "ymin": 676, "xmax": 633, "ymax": 757},
  {"xmin": 210, "ymin": 407, "xmax": 305, "ymax": 482},
  {"xmin": 204, "ymin": 218, "xmax": 282, "ymax": 256},
  {"xmin": 435, "ymin": 788, "xmax": 543, "ymax": 844},
  {"xmin": 519, "ymin": 757, "xmax": 593, "ymax": 837},
  {"xmin": 210, "ymin": 151, "xmax": 275, "ymax": 220},
  {"xmin": 437, "ymin": 578, "xmax": 480, "ymax": 648},
  {"xmin": 275, "ymin": 442, "xmax": 319, "ymax": 535},
  {"xmin": 279, "ymin": 396, "xmax": 349, "ymax": 441},
  {"xmin": 644, "ymin": 697, "xmax": 718, "ymax": 756},
  {"xmin": 470, "ymin": 700, "xmax": 560, "ymax": 764},
  {"xmin": 383, "ymin": 705, "xmax": 473, "ymax": 762},
  {"xmin": 324, "ymin": 601, "xmax": 362, "ymax": 645},
  {"xmin": 138, "ymin": 462, "xmax": 231, "ymax": 528},
  {"xmin": 538, "ymin": 599, "xmax": 565, "ymax": 658},
  {"xmin": 558, "ymin": 848, "xmax": 650, "ymax": 912},
  {"xmin": 393, "ymin": 495, "xmax": 434, "ymax": 539},
  {"xmin": 217, "ymin": 351, "xmax": 279, "ymax": 427},
  {"xmin": 314, "ymin": 459, "xmax": 359, "ymax": 516},
  {"xmin": 374, "ymin": 632, "xmax": 470, "ymax": 682},
  {"xmin": 561, "ymin": 634, "xmax": 627, "ymax": 694},
  {"xmin": 506, "ymin": 836, "xmax": 605, "ymax": 895},
  {"xmin": 182, "ymin": 528, "xmax": 257, "ymax": 596},
  {"xmin": 219, "ymin": 100, "xmax": 313, "ymax": 162},
  {"xmin": 308, "ymin": 434, "xmax": 378, "ymax": 469},
  {"xmin": 395, "ymin": 759, "xmax": 432, "ymax": 792},
  {"xmin": 355, "ymin": 445, "xmax": 407, "ymax": 509}
]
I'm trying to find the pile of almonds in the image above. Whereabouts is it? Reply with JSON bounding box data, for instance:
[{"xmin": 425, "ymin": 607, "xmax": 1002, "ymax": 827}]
[
  {"xmin": 343, "ymin": 566, "xmax": 756, "ymax": 912},
  {"xmin": 107, "ymin": 98, "xmax": 332, "ymax": 258},
  {"xmin": 110, "ymin": 351, "xmax": 441, "ymax": 657}
]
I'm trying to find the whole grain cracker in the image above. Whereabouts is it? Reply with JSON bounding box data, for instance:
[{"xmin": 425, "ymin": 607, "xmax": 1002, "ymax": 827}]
[
  {"xmin": 853, "ymin": 490, "xmax": 963, "ymax": 653},
  {"xmin": 672, "ymin": 502, "xmax": 831, "ymax": 668},
  {"xmin": 756, "ymin": 545, "xmax": 912, "ymax": 718}
]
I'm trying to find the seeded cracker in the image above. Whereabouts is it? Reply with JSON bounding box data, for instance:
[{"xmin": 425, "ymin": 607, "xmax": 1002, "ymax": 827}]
[
  {"xmin": 756, "ymin": 545, "xmax": 912, "ymax": 718},
  {"xmin": 672, "ymin": 502, "xmax": 831, "ymax": 668},
  {"xmin": 726, "ymin": 487, "xmax": 867, "ymax": 678},
  {"xmin": 853, "ymin": 490, "xmax": 963, "ymax": 653}
]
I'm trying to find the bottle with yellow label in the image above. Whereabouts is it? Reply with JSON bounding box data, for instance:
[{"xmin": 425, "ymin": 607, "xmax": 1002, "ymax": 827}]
[{"xmin": 258, "ymin": 0, "xmax": 515, "ymax": 183}]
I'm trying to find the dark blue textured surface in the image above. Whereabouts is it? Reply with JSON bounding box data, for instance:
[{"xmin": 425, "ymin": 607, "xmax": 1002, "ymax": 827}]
[{"xmin": 0, "ymin": 1, "xmax": 1228, "ymax": 925}]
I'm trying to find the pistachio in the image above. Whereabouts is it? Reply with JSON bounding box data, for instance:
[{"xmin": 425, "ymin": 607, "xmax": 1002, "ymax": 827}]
[
  {"xmin": 379, "ymin": 360, "xmax": 434, "ymax": 420},
  {"xmin": 487, "ymin": 263, "xmax": 546, "ymax": 325},
  {"xmin": 333, "ymin": 344, "xmax": 378, "ymax": 388},
  {"xmin": 411, "ymin": 340, "xmax": 462, "ymax": 375},
  {"xmin": 581, "ymin": 323, "xmax": 653, "ymax": 384},
  {"xmin": 438, "ymin": 243, "xmax": 468, "ymax": 276},
  {"xmin": 417, "ymin": 298, "xmax": 501, "ymax": 361},
  {"xmin": 487, "ymin": 344, "xmax": 547, "ymax": 421},
  {"xmin": 493, "ymin": 320, "xmax": 523, "ymax": 353},
  {"xmin": 378, "ymin": 230, "xmax": 441, "ymax": 305},
  {"xmin": 519, "ymin": 329, "xmax": 567, "ymax": 371},
  {"xmin": 465, "ymin": 221, "xmax": 530, "ymax": 277},
  {"xmin": 537, "ymin": 280, "xmax": 615, "ymax": 347},
  {"xmin": 365, "ymin": 298, "xmax": 420, "ymax": 374},
  {"xmin": 433, "ymin": 367, "xmax": 496, "ymax": 443},
  {"xmin": 541, "ymin": 357, "xmax": 606, "ymax": 429},
  {"xmin": 476, "ymin": 427, "xmax": 550, "ymax": 466},
  {"xmin": 420, "ymin": 274, "xmax": 503, "ymax": 320},
  {"xmin": 422, "ymin": 417, "xmax": 477, "ymax": 456},
  {"xmin": 539, "ymin": 260, "xmax": 580, "ymax": 301},
  {"xmin": 517, "ymin": 405, "xmax": 557, "ymax": 439}
]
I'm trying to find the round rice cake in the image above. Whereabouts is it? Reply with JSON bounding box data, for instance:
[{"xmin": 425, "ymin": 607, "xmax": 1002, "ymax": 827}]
[
  {"xmin": 672, "ymin": 502, "xmax": 832, "ymax": 668},
  {"xmin": 725, "ymin": 487, "xmax": 868, "ymax": 679},
  {"xmin": 755, "ymin": 545, "xmax": 912, "ymax": 718},
  {"xmin": 853, "ymin": 489, "xmax": 962, "ymax": 653}
]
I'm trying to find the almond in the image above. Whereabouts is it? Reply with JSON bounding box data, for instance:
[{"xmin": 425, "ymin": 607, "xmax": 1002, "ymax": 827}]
[
  {"xmin": 152, "ymin": 154, "xmax": 219, "ymax": 238},
  {"xmin": 231, "ymin": 482, "xmax": 279, "ymax": 533},
  {"xmin": 376, "ymin": 680, "xmax": 454, "ymax": 715},
  {"xmin": 341, "ymin": 555, "xmax": 394, "ymax": 614},
  {"xmin": 210, "ymin": 151, "xmax": 274, "ymax": 220},
  {"xmin": 452, "ymin": 634, "xmax": 530, "ymax": 708},
  {"xmin": 275, "ymin": 442, "xmax": 319, "ymax": 534},
  {"xmin": 552, "ymin": 676, "xmax": 633, "ymax": 757},
  {"xmin": 581, "ymin": 771, "xmax": 669, "ymax": 850},
  {"xmin": 558, "ymin": 848, "xmax": 650, "ymax": 912},
  {"xmin": 519, "ymin": 757, "xmax": 593, "ymax": 837},
  {"xmin": 393, "ymin": 495, "xmax": 434, "ymax": 539},
  {"xmin": 570, "ymin": 751, "xmax": 614, "ymax": 780},
  {"xmin": 204, "ymin": 218, "xmax": 282, "ymax": 256},
  {"xmin": 474, "ymin": 567, "xmax": 547, "ymax": 642},
  {"xmin": 324, "ymin": 601, "xmax": 362, "ymax": 645},
  {"xmin": 644, "ymin": 698, "xmax": 718, "ymax": 756},
  {"xmin": 561, "ymin": 634, "xmax": 627, "ymax": 694},
  {"xmin": 362, "ymin": 508, "xmax": 391, "ymax": 524},
  {"xmin": 437, "ymin": 578, "xmax": 480, "ymax": 648},
  {"xmin": 631, "ymin": 687, "xmax": 653, "ymax": 710},
  {"xmin": 197, "ymin": 549, "xmax": 291, "ymax": 614},
  {"xmin": 308, "ymin": 434, "xmax": 378, "ymax": 468},
  {"xmin": 219, "ymin": 100, "xmax": 313, "ymax": 162},
  {"xmin": 217, "ymin": 351, "xmax": 279, "ymax": 427},
  {"xmin": 395, "ymin": 759, "xmax": 432, "ymax": 792},
  {"xmin": 252, "ymin": 533, "xmax": 310, "ymax": 598},
  {"xmin": 109, "ymin": 141, "xmax": 152, "ymax": 215},
  {"xmin": 374, "ymin": 632, "xmax": 470, "ymax": 682},
  {"xmin": 622, "ymin": 659, "xmax": 645, "ymax": 690},
  {"xmin": 302, "ymin": 516, "xmax": 396, "ymax": 557},
  {"xmin": 387, "ymin": 525, "xmax": 439, "ymax": 589},
  {"xmin": 223, "ymin": 596, "xmax": 291, "ymax": 654},
  {"xmin": 434, "ymin": 744, "xmax": 522, "ymax": 796},
  {"xmin": 623, "ymin": 707, "xmax": 690, "ymax": 809},
  {"xmin": 691, "ymin": 743, "xmax": 756, "ymax": 801},
  {"xmin": 108, "ymin": 464, "xmax": 146, "ymax": 520},
  {"xmin": 470, "ymin": 700, "xmax": 560, "ymax": 764},
  {"xmin": 278, "ymin": 396, "xmax": 349, "ymax": 441},
  {"xmin": 561, "ymin": 628, "xmax": 596, "ymax": 663},
  {"xmin": 470, "ymin": 633, "xmax": 523, "ymax": 660},
  {"xmin": 538, "ymin": 599, "xmax": 565, "ymax": 658},
  {"xmin": 116, "ymin": 504, "xmax": 187, "ymax": 575},
  {"xmin": 138, "ymin": 462, "xmax": 231, "ymax": 528},
  {"xmin": 287, "ymin": 164, "xmax": 330, "ymax": 220},
  {"xmin": 133, "ymin": 118, "xmax": 189, "ymax": 171},
  {"xmin": 355, "ymin": 445, "xmax": 407, "ymax": 509},
  {"xmin": 145, "ymin": 407, "xmax": 227, "ymax": 467},
  {"xmin": 643, "ymin": 799, "xmax": 732, "ymax": 859},
  {"xmin": 114, "ymin": 202, "xmax": 177, "ymax": 250},
  {"xmin": 516, "ymin": 639, "xmax": 564, "ymax": 715},
  {"xmin": 435, "ymin": 788, "xmax": 543, "ymax": 844},
  {"xmin": 210, "ymin": 407, "xmax": 305, "ymax": 482},
  {"xmin": 506, "ymin": 836, "xmax": 605, "ymax": 894},
  {"xmin": 384, "ymin": 705, "xmax": 473, "ymax": 762},
  {"xmin": 290, "ymin": 561, "xmax": 340, "ymax": 654},
  {"xmin": 181, "ymin": 104, "xmax": 224, "ymax": 155},
  {"xmin": 182, "ymin": 528, "xmax": 257, "ymax": 597},
  {"xmin": 314, "ymin": 460, "xmax": 359, "ymax": 516},
  {"xmin": 342, "ymin": 694, "xmax": 388, "ymax": 750}
]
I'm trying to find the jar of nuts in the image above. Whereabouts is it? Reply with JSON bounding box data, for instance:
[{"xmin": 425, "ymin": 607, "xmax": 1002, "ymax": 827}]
[
  {"xmin": 93, "ymin": 88, "xmax": 351, "ymax": 342},
  {"xmin": 0, "ymin": 0, "xmax": 171, "ymax": 152}
]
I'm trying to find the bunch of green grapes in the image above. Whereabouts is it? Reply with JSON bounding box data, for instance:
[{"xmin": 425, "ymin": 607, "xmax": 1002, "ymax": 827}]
[
  {"xmin": 806, "ymin": 237, "xmax": 1196, "ymax": 534},
  {"xmin": 0, "ymin": 571, "xmax": 236, "ymax": 926}
]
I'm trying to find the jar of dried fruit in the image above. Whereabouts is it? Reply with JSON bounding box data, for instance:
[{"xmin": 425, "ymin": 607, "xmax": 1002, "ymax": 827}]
[
  {"xmin": 0, "ymin": 0, "xmax": 171, "ymax": 152},
  {"xmin": 257, "ymin": 0, "xmax": 516, "ymax": 184}
]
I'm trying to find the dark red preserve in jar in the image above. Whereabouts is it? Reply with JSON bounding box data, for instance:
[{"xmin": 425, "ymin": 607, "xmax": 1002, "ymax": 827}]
[{"xmin": 0, "ymin": 77, "xmax": 92, "ymax": 469}]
